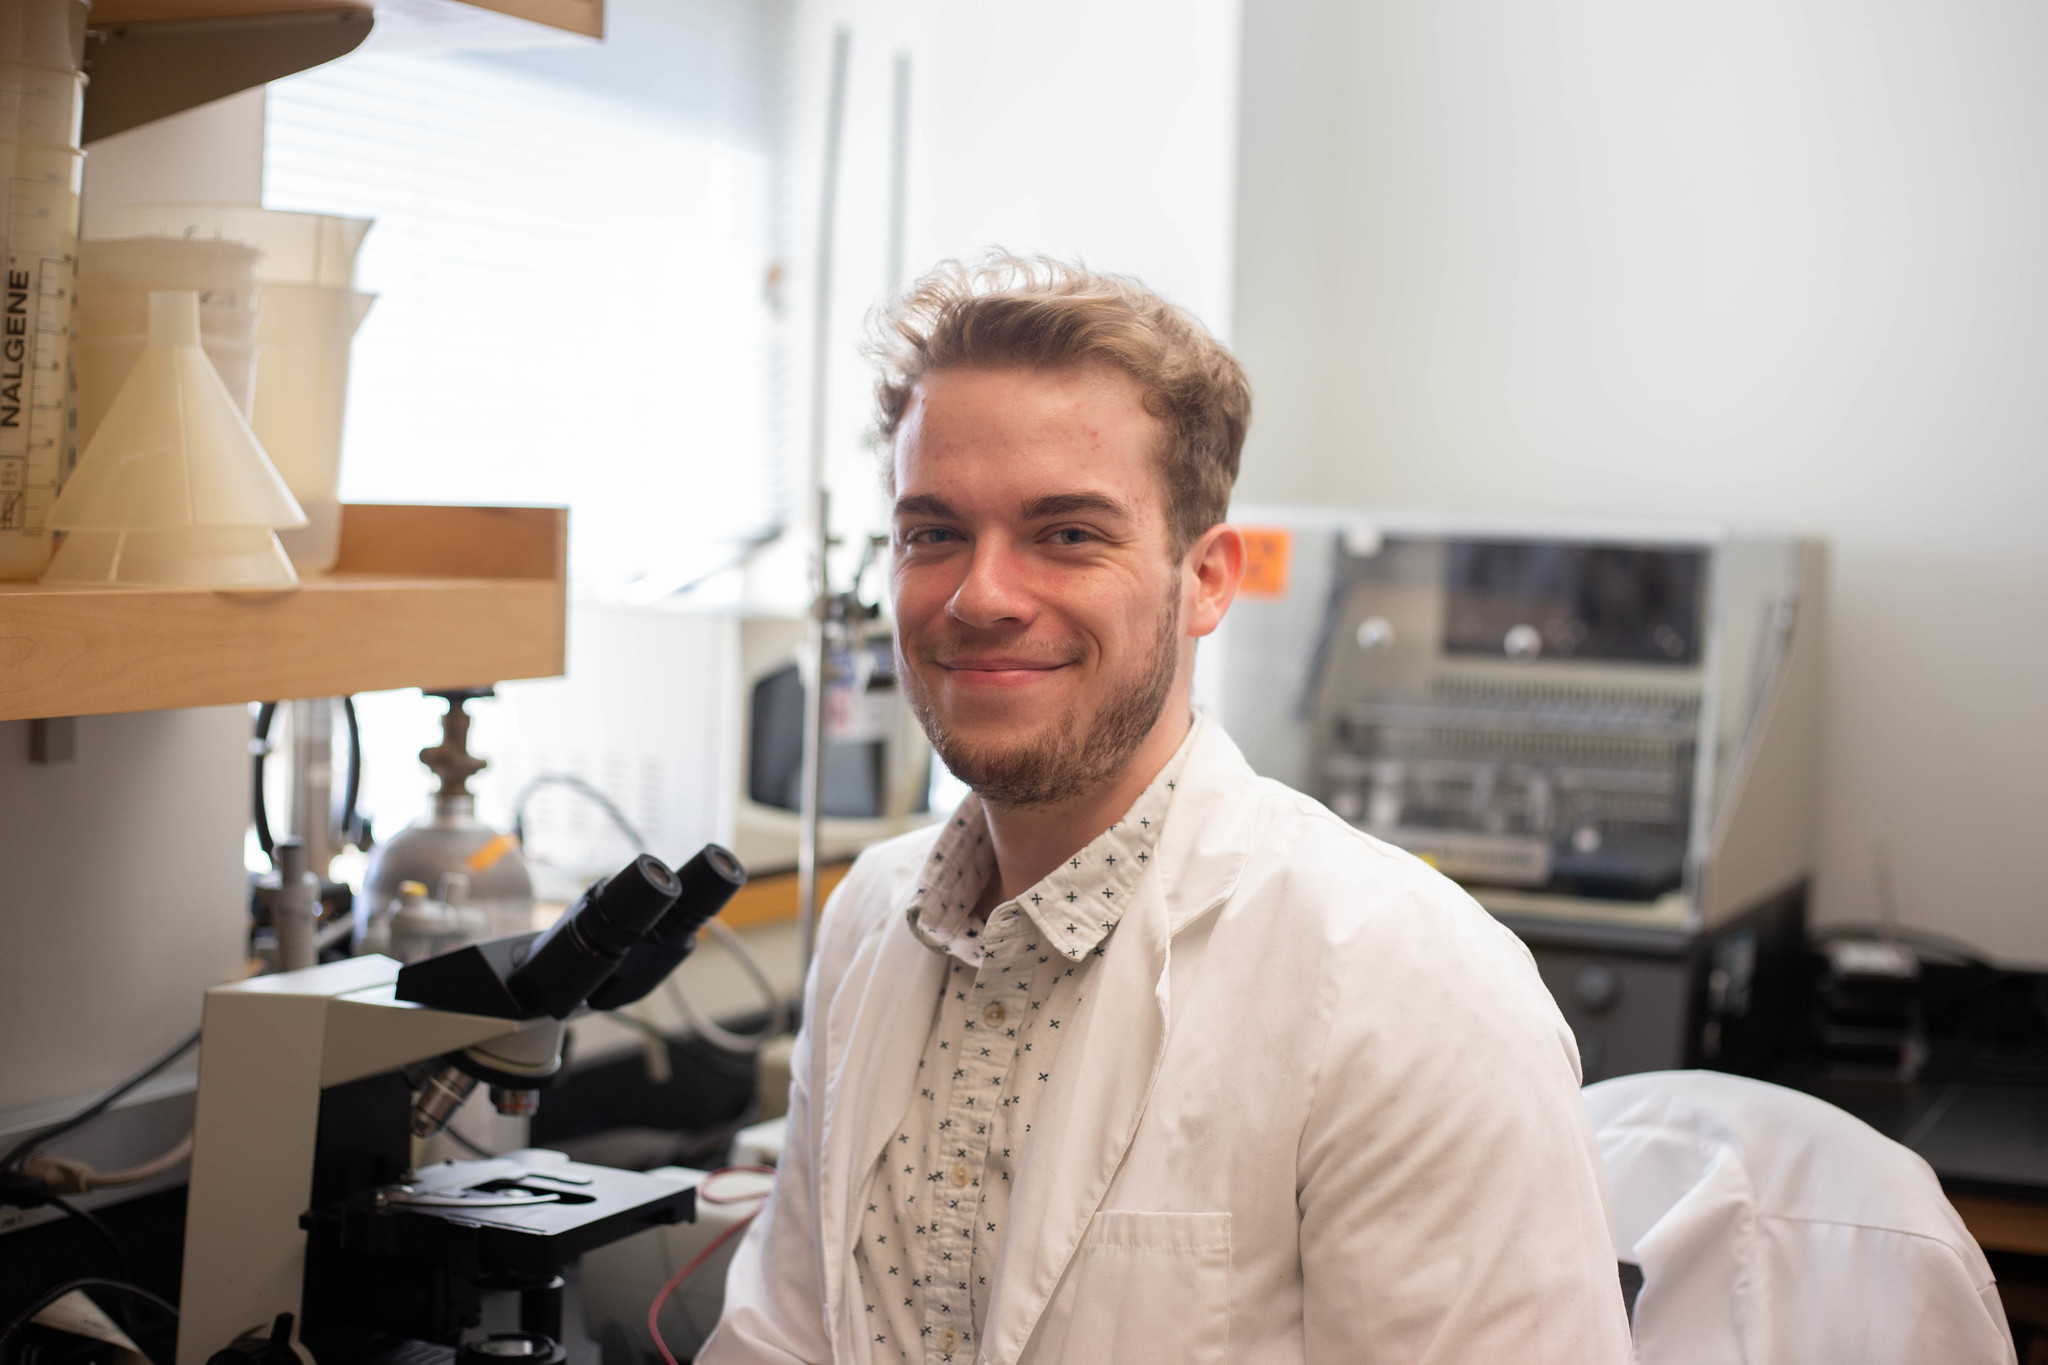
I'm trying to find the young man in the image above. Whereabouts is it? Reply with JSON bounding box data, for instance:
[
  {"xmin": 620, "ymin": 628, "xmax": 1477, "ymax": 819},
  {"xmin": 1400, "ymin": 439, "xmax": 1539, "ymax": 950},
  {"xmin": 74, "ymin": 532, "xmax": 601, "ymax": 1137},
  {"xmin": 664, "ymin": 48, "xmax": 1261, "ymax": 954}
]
[{"xmin": 700, "ymin": 258, "xmax": 1631, "ymax": 1363}]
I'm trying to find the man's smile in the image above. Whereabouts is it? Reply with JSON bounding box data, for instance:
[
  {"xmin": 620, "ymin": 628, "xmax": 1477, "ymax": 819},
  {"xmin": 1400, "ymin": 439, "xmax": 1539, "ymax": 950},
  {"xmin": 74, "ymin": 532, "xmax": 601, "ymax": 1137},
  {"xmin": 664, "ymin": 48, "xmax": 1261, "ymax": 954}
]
[{"xmin": 934, "ymin": 655, "xmax": 1075, "ymax": 688}]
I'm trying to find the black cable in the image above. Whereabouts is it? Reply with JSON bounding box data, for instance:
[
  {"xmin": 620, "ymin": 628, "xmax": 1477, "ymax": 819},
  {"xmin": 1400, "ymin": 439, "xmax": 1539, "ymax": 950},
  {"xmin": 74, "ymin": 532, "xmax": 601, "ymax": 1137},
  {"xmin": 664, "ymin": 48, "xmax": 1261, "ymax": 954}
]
[
  {"xmin": 42, "ymin": 1197, "xmax": 129, "ymax": 1280},
  {"xmin": 442, "ymin": 1127, "xmax": 497, "ymax": 1161},
  {"xmin": 511, "ymin": 774, "xmax": 649, "ymax": 855},
  {"xmin": 253, "ymin": 698, "xmax": 363, "ymax": 863},
  {"xmin": 2, "ymin": 1029, "xmax": 201, "ymax": 1176},
  {"xmin": 252, "ymin": 701, "xmax": 279, "ymax": 860},
  {"xmin": 653, "ymin": 525, "xmax": 784, "ymax": 602},
  {"xmin": 340, "ymin": 695, "xmax": 362, "ymax": 846},
  {"xmin": 0, "ymin": 1278, "xmax": 178, "ymax": 1365}
]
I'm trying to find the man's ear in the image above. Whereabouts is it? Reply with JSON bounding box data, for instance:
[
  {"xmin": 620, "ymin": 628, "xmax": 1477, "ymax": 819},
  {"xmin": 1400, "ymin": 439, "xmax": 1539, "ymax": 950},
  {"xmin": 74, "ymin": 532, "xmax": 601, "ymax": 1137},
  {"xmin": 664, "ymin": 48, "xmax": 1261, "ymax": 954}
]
[{"xmin": 1184, "ymin": 523, "xmax": 1246, "ymax": 639}]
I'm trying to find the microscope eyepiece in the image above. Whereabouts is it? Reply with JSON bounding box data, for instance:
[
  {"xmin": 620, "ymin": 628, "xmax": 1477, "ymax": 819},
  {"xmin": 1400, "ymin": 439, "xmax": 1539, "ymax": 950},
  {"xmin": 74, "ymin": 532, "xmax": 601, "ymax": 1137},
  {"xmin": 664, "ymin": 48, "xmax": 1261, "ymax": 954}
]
[
  {"xmin": 509, "ymin": 853, "xmax": 681, "ymax": 1018},
  {"xmin": 583, "ymin": 843, "xmax": 747, "ymax": 1012},
  {"xmin": 651, "ymin": 844, "xmax": 745, "ymax": 950}
]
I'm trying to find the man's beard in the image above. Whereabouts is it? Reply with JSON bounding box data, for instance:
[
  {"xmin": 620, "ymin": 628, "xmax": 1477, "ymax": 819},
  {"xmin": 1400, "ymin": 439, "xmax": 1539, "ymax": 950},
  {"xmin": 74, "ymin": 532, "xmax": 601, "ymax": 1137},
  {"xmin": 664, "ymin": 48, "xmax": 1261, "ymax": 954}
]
[{"xmin": 900, "ymin": 592, "xmax": 1181, "ymax": 809}]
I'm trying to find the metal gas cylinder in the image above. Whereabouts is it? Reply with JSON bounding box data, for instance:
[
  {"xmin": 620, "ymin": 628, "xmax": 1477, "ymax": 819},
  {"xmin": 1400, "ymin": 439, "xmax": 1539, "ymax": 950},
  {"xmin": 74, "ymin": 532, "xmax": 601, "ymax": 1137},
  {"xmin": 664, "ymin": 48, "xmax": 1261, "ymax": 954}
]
[{"xmin": 358, "ymin": 688, "xmax": 535, "ymax": 944}]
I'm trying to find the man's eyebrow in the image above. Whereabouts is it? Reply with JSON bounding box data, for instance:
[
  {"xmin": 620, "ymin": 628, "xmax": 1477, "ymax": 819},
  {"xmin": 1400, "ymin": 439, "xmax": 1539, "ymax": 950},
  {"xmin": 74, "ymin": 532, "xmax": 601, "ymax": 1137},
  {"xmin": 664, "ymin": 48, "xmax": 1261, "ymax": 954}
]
[
  {"xmin": 1020, "ymin": 492, "xmax": 1135, "ymax": 521},
  {"xmin": 893, "ymin": 493, "xmax": 958, "ymax": 519}
]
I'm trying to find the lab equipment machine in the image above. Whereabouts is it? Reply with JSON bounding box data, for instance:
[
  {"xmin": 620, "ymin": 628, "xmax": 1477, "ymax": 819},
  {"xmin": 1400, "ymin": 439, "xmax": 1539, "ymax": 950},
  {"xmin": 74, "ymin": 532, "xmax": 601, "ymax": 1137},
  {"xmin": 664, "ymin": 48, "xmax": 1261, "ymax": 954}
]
[
  {"xmin": 1212, "ymin": 508, "xmax": 1824, "ymax": 1080},
  {"xmin": 738, "ymin": 611, "xmax": 932, "ymax": 868},
  {"xmin": 177, "ymin": 846, "xmax": 745, "ymax": 1365}
]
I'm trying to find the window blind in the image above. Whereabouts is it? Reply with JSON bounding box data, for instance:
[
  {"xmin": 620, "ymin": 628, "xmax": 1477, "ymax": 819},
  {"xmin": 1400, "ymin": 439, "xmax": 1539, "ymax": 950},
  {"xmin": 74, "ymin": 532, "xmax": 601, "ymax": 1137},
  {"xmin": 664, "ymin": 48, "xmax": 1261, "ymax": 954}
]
[{"xmin": 265, "ymin": 13, "xmax": 788, "ymax": 599}]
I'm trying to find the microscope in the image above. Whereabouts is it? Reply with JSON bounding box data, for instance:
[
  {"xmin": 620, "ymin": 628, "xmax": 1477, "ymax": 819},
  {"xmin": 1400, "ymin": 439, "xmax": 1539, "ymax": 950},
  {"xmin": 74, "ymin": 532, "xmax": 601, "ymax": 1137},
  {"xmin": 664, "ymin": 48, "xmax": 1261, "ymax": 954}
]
[{"xmin": 176, "ymin": 845, "xmax": 748, "ymax": 1365}]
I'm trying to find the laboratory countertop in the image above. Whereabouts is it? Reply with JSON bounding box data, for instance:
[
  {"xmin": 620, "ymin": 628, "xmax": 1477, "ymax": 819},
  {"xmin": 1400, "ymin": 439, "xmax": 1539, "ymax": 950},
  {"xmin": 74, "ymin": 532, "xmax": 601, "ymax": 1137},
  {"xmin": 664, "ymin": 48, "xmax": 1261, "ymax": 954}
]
[
  {"xmin": 1795, "ymin": 1071, "xmax": 2048, "ymax": 1199},
  {"xmin": 1772, "ymin": 1057, "xmax": 2048, "ymax": 1256}
]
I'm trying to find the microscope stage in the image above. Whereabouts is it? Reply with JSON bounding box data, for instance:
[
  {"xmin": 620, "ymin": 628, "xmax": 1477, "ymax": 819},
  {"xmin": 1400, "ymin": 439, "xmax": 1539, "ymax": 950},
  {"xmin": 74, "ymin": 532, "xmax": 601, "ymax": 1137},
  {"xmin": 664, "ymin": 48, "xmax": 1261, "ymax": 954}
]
[{"xmin": 303, "ymin": 1150, "xmax": 696, "ymax": 1280}]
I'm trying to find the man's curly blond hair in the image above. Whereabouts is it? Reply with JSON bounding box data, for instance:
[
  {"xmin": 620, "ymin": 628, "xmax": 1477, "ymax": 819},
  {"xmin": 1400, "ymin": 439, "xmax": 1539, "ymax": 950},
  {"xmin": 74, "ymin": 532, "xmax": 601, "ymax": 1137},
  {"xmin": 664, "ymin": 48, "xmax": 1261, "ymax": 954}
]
[{"xmin": 870, "ymin": 254, "xmax": 1250, "ymax": 559}]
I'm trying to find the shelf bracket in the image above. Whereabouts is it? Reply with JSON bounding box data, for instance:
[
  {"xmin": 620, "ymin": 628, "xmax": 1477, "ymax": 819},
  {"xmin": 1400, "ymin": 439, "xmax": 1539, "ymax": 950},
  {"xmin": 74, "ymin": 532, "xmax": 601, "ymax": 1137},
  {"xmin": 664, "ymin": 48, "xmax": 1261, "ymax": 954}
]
[{"xmin": 83, "ymin": 8, "xmax": 373, "ymax": 144}]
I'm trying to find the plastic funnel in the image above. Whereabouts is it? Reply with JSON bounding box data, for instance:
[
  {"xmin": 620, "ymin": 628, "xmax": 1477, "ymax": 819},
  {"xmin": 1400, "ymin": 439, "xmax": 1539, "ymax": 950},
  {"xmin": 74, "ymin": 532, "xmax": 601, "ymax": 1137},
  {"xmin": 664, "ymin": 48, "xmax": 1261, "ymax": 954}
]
[
  {"xmin": 43, "ymin": 291, "xmax": 303, "ymax": 590},
  {"xmin": 76, "ymin": 332, "xmax": 258, "ymax": 450},
  {"xmin": 43, "ymin": 525, "xmax": 299, "ymax": 590}
]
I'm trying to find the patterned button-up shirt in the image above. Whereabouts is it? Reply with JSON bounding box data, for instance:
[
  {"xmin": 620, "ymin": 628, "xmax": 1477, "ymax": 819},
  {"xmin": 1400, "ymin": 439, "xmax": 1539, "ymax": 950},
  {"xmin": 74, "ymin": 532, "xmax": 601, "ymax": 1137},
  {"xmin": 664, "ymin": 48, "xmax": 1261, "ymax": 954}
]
[{"xmin": 850, "ymin": 728, "xmax": 1196, "ymax": 1365}]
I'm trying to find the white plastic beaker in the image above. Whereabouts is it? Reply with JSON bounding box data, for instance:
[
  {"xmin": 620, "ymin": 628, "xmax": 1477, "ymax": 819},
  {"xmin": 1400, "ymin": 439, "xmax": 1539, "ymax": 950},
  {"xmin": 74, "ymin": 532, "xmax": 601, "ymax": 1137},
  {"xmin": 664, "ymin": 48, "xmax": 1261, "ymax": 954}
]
[
  {"xmin": 252, "ymin": 285, "xmax": 373, "ymax": 573},
  {"xmin": 0, "ymin": 0, "xmax": 87, "ymax": 70},
  {"xmin": 0, "ymin": 1, "xmax": 87, "ymax": 580},
  {"xmin": 108, "ymin": 205, "xmax": 370, "ymax": 288},
  {"xmin": 78, "ymin": 236, "xmax": 260, "ymax": 310},
  {"xmin": 0, "ymin": 59, "xmax": 81, "ymax": 146}
]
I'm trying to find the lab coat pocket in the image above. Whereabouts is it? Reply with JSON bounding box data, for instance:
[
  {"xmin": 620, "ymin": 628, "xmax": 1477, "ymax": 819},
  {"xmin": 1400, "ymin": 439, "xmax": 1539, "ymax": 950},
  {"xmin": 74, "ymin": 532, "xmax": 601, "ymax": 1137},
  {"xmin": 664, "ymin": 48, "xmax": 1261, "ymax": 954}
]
[{"xmin": 1047, "ymin": 1210, "xmax": 1231, "ymax": 1365}]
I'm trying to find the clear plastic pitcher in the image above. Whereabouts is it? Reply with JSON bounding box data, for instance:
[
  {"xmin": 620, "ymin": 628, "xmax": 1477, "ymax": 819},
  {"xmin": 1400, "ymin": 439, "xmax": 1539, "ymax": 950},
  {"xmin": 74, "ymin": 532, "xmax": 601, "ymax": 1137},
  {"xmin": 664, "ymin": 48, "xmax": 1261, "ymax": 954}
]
[
  {"xmin": 109, "ymin": 204, "xmax": 370, "ymax": 288},
  {"xmin": 253, "ymin": 284, "xmax": 373, "ymax": 573}
]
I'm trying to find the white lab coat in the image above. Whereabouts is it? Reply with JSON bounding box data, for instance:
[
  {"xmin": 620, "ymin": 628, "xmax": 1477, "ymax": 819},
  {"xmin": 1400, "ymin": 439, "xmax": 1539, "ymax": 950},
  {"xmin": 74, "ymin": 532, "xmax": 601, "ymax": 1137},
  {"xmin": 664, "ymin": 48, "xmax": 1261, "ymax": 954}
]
[
  {"xmin": 1586, "ymin": 1070, "xmax": 2018, "ymax": 1364},
  {"xmin": 701, "ymin": 716, "xmax": 1633, "ymax": 1364}
]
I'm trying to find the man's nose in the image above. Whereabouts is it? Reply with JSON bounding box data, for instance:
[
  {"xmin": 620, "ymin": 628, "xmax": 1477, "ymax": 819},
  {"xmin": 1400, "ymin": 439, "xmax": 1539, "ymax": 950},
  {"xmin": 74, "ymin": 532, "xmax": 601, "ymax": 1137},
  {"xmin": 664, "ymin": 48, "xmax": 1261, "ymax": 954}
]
[{"xmin": 947, "ymin": 539, "xmax": 1036, "ymax": 628}]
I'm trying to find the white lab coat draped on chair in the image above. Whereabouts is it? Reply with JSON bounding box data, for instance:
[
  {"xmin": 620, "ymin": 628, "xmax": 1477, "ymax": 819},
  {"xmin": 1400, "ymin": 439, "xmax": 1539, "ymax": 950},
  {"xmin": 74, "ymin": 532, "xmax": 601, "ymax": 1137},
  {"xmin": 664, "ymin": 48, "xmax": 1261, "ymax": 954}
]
[
  {"xmin": 1585, "ymin": 1069, "xmax": 2017, "ymax": 1364},
  {"xmin": 700, "ymin": 714, "xmax": 1632, "ymax": 1364}
]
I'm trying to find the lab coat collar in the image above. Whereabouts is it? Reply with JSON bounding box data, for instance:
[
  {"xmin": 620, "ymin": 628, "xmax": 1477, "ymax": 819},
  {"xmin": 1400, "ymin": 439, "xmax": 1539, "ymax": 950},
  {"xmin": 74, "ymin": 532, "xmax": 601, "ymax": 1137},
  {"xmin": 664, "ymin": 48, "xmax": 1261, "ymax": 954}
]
[
  {"xmin": 899, "ymin": 719, "xmax": 1202, "ymax": 967},
  {"xmin": 816, "ymin": 712, "xmax": 1262, "ymax": 1365}
]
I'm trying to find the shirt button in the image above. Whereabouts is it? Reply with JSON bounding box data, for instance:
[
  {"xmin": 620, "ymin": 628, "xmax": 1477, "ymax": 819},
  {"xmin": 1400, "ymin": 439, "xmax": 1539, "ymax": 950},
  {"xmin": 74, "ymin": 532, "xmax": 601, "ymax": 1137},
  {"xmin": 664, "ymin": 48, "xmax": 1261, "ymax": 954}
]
[
  {"xmin": 950, "ymin": 1161, "xmax": 970, "ymax": 1187},
  {"xmin": 982, "ymin": 1003, "xmax": 1006, "ymax": 1027},
  {"xmin": 940, "ymin": 1328, "xmax": 959, "ymax": 1352}
]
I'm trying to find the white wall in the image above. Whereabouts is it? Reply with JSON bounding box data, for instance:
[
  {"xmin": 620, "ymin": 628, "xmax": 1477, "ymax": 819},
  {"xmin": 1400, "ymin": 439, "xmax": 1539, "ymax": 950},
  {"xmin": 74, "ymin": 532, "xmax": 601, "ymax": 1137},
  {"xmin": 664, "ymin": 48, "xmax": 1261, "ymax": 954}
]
[
  {"xmin": 0, "ymin": 709, "xmax": 249, "ymax": 1112},
  {"xmin": 1234, "ymin": 1, "xmax": 2048, "ymax": 962},
  {"xmin": 79, "ymin": 87, "xmax": 265, "ymax": 235},
  {"xmin": 777, "ymin": 0, "xmax": 1243, "ymax": 590}
]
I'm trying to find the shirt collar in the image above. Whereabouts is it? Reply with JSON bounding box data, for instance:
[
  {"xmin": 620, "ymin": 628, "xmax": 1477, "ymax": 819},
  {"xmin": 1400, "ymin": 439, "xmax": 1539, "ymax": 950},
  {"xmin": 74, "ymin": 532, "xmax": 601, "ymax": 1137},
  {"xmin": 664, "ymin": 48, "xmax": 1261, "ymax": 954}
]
[{"xmin": 904, "ymin": 719, "xmax": 1201, "ymax": 967}]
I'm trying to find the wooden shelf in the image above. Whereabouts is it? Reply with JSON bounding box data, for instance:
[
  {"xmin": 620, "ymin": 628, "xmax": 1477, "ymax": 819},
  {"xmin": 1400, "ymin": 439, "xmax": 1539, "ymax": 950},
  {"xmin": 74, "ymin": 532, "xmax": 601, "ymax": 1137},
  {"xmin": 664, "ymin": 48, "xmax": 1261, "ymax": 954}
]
[{"xmin": 0, "ymin": 504, "xmax": 566, "ymax": 722}]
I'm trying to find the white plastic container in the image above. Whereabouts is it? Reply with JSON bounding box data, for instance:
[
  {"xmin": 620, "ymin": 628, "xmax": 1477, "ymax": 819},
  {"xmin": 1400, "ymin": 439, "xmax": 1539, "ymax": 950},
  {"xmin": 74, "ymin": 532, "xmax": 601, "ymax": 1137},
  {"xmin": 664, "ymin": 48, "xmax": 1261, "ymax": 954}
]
[
  {"xmin": 111, "ymin": 204, "xmax": 369, "ymax": 288},
  {"xmin": 0, "ymin": 0, "xmax": 88, "ymax": 71},
  {"xmin": 109, "ymin": 204, "xmax": 374, "ymax": 573},
  {"xmin": 0, "ymin": 58, "xmax": 80, "ymax": 146},
  {"xmin": 77, "ymin": 236, "xmax": 261, "ymax": 311},
  {"xmin": 0, "ymin": 0, "xmax": 86, "ymax": 579},
  {"xmin": 0, "ymin": 137, "xmax": 82, "ymax": 579}
]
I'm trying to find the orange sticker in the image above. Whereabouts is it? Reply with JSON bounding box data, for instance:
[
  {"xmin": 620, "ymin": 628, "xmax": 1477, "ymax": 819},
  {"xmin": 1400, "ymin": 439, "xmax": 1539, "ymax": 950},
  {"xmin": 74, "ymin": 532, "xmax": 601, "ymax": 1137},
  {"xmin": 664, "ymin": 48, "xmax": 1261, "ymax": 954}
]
[
  {"xmin": 1237, "ymin": 526, "xmax": 1294, "ymax": 598},
  {"xmin": 466, "ymin": 831, "xmax": 522, "ymax": 873}
]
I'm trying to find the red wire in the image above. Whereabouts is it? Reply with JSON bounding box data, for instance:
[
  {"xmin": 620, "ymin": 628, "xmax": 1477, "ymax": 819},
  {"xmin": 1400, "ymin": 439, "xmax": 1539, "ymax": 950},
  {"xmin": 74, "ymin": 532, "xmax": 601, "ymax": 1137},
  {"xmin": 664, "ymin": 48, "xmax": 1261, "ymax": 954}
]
[{"xmin": 646, "ymin": 1166, "xmax": 777, "ymax": 1365}]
